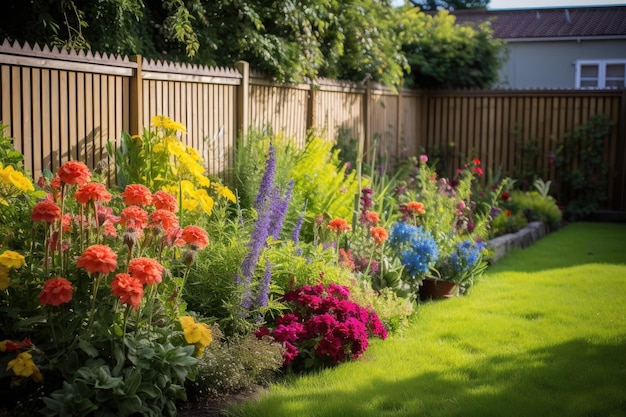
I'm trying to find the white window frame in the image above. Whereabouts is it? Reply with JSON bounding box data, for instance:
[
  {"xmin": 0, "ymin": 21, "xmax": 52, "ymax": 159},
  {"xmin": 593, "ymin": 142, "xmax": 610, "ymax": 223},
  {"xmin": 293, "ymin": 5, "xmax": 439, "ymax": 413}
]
[{"xmin": 575, "ymin": 59, "xmax": 626, "ymax": 89}]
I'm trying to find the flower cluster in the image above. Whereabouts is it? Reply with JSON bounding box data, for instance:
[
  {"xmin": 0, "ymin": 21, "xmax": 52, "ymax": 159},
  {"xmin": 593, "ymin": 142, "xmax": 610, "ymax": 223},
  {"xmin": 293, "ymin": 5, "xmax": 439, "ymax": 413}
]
[
  {"xmin": 437, "ymin": 239, "xmax": 488, "ymax": 289},
  {"xmin": 388, "ymin": 222, "xmax": 439, "ymax": 279},
  {"xmin": 180, "ymin": 316, "xmax": 213, "ymax": 357},
  {"xmin": 257, "ymin": 283, "xmax": 387, "ymax": 368},
  {"xmin": 0, "ymin": 163, "xmax": 34, "ymax": 205}
]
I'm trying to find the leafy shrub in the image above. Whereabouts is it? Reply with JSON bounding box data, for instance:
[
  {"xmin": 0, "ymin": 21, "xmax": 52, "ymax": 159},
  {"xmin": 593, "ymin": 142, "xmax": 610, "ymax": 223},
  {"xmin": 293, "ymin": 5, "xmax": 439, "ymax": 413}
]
[
  {"xmin": 555, "ymin": 114, "xmax": 614, "ymax": 220},
  {"xmin": 186, "ymin": 325, "xmax": 284, "ymax": 401},
  {"xmin": 509, "ymin": 190, "xmax": 562, "ymax": 230}
]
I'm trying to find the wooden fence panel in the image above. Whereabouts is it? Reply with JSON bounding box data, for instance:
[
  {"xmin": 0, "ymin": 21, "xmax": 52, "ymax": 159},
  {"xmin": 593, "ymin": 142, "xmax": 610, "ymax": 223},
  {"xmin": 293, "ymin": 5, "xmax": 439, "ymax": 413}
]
[
  {"xmin": 411, "ymin": 90, "xmax": 624, "ymax": 210},
  {"xmin": 248, "ymin": 79, "xmax": 309, "ymax": 148},
  {"xmin": 0, "ymin": 41, "xmax": 134, "ymax": 180},
  {"xmin": 141, "ymin": 59, "xmax": 240, "ymax": 182},
  {"xmin": 0, "ymin": 40, "xmax": 624, "ymax": 211}
]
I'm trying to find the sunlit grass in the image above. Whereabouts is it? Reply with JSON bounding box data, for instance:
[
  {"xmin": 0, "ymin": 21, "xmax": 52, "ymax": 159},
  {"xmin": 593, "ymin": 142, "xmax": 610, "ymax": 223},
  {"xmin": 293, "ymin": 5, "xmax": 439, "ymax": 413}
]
[{"xmin": 228, "ymin": 222, "xmax": 626, "ymax": 417}]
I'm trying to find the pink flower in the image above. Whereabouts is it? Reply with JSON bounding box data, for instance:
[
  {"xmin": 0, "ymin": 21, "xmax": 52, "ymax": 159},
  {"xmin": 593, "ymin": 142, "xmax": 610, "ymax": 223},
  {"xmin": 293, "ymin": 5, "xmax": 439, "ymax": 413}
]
[{"xmin": 420, "ymin": 154, "xmax": 428, "ymax": 163}]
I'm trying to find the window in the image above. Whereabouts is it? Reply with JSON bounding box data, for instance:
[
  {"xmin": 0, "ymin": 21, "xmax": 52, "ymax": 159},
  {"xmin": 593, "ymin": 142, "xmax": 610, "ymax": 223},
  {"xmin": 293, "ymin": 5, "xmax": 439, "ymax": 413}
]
[{"xmin": 575, "ymin": 60, "xmax": 626, "ymax": 89}]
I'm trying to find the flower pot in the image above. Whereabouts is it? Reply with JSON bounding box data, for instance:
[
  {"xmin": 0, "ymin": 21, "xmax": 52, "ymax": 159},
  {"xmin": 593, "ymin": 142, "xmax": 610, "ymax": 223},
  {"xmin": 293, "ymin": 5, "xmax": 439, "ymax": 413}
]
[{"xmin": 419, "ymin": 278, "xmax": 458, "ymax": 301}]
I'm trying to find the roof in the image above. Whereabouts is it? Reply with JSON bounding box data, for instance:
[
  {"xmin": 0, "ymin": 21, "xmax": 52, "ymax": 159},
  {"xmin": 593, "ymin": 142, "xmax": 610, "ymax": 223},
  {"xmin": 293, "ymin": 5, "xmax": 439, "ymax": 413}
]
[{"xmin": 451, "ymin": 6, "xmax": 626, "ymax": 40}]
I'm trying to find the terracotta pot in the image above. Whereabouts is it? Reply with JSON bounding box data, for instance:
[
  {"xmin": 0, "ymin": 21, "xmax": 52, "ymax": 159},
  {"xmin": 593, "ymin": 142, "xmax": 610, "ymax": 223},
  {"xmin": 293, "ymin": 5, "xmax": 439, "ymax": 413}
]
[{"xmin": 419, "ymin": 278, "xmax": 458, "ymax": 301}]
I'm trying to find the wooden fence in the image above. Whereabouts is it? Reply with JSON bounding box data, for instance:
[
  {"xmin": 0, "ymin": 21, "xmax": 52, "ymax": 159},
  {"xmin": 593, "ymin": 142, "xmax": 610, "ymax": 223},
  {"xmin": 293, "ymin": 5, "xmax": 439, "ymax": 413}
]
[{"xmin": 1, "ymin": 40, "xmax": 625, "ymax": 211}]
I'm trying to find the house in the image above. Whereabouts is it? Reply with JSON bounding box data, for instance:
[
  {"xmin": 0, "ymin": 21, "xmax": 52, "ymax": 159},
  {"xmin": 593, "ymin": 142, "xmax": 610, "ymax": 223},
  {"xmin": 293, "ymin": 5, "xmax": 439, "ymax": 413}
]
[{"xmin": 452, "ymin": 6, "xmax": 626, "ymax": 89}]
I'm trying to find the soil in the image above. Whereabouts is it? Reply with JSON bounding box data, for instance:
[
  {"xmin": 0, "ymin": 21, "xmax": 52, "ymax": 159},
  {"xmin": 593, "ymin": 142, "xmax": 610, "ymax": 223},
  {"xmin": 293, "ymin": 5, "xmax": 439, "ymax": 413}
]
[{"xmin": 177, "ymin": 387, "xmax": 265, "ymax": 417}]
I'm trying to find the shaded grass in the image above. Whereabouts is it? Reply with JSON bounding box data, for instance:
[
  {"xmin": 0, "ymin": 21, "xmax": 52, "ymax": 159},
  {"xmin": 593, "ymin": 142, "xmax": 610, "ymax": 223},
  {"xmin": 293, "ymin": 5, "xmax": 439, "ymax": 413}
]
[{"xmin": 228, "ymin": 222, "xmax": 626, "ymax": 417}]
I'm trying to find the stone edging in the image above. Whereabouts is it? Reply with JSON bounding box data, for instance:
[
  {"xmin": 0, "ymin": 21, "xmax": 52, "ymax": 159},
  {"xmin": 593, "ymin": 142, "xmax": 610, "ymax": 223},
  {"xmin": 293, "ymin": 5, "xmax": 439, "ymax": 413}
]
[{"xmin": 487, "ymin": 221, "xmax": 548, "ymax": 263}]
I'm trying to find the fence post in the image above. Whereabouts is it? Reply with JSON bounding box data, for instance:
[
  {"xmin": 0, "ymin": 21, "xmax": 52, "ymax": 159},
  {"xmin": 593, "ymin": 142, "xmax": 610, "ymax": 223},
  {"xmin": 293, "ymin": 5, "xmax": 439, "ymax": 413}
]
[
  {"xmin": 363, "ymin": 78, "xmax": 372, "ymax": 165},
  {"xmin": 307, "ymin": 84, "xmax": 316, "ymax": 131},
  {"xmin": 129, "ymin": 55, "xmax": 142, "ymax": 136},
  {"xmin": 235, "ymin": 61, "xmax": 249, "ymax": 139},
  {"xmin": 619, "ymin": 88, "xmax": 626, "ymax": 211}
]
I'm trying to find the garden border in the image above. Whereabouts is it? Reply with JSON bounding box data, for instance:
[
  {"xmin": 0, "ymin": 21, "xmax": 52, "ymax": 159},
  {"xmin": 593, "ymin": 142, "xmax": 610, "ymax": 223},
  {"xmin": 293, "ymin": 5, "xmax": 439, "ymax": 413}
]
[{"xmin": 487, "ymin": 221, "xmax": 548, "ymax": 263}]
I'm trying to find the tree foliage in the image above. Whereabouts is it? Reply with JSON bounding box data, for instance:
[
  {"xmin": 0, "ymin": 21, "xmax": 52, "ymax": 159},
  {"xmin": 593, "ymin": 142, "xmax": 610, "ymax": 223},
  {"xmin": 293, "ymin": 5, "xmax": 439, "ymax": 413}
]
[
  {"xmin": 398, "ymin": 8, "xmax": 504, "ymax": 88},
  {"xmin": 1, "ymin": 0, "xmax": 503, "ymax": 89}
]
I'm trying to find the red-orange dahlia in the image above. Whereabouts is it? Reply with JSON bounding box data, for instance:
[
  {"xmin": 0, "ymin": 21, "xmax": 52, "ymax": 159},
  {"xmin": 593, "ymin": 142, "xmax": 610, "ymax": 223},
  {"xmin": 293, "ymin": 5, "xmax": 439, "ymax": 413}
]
[
  {"xmin": 57, "ymin": 161, "xmax": 92, "ymax": 186},
  {"xmin": 74, "ymin": 182, "xmax": 112, "ymax": 204},
  {"xmin": 180, "ymin": 225, "xmax": 210, "ymax": 250},
  {"xmin": 364, "ymin": 211, "xmax": 380, "ymax": 226},
  {"xmin": 128, "ymin": 257, "xmax": 164, "ymax": 286},
  {"xmin": 370, "ymin": 226, "xmax": 389, "ymax": 245},
  {"xmin": 31, "ymin": 199, "xmax": 62, "ymax": 223},
  {"xmin": 111, "ymin": 273, "xmax": 143, "ymax": 309},
  {"xmin": 120, "ymin": 206, "xmax": 149, "ymax": 230},
  {"xmin": 76, "ymin": 244, "xmax": 118, "ymax": 275},
  {"xmin": 152, "ymin": 190, "xmax": 178, "ymax": 212},
  {"xmin": 120, "ymin": 184, "xmax": 152, "ymax": 206},
  {"xmin": 38, "ymin": 277, "xmax": 73, "ymax": 306},
  {"xmin": 406, "ymin": 201, "xmax": 426, "ymax": 215},
  {"xmin": 327, "ymin": 218, "xmax": 351, "ymax": 234},
  {"xmin": 148, "ymin": 209, "xmax": 179, "ymax": 232}
]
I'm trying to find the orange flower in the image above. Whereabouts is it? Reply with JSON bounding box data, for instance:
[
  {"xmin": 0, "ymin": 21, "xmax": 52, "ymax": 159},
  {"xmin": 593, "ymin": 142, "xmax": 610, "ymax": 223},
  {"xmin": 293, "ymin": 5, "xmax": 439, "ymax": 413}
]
[
  {"xmin": 370, "ymin": 227, "xmax": 389, "ymax": 245},
  {"xmin": 39, "ymin": 277, "xmax": 73, "ymax": 306},
  {"xmin": 76, "ymin": 244, "xmax": 118, "ymax": 275},
  {"xmin": 364, "ymin": 211, "xmax": 380, "ymax": 226},
  {"xmin": 128, "ymin": 257, "xmax": 164, "ymax": 286},
  {"xmin": 31, "ymin": 199, "xmax": 62, "ymax": 223},
  {"xmin": 120, "ymin": 206, "xmax": 149, "ymax": 230},
  {"xmin": 111, "ymin": 273, "xmax": 143, "ymax": 309},
  {"xmin": 180, "ymin": 225, "xmax": 210, "ymax": 250},
  {"xmin": 74, "ymin": 182, "xmax": 112, "ymax": 204},
  {"xmin": 103, "ymin": 222, "xmax": 118, "ymax": 238},
  {"xmin": 148, "ymin": 209, "xmax": 179, "ymax": 232},
  {"xmin": 406, "ymin": 201, "xmax": 426, "ymax": 215},
  {"xmin": 120, "ymin": 184, "xmax": 152, "ymax": 206},
  {"xmin": 153, "ymin": 190, "xmax": 178, "ymax": 212},
  {"xmin": 57, "ymin": 161, "xmax": 91, "ymax": 186},
  {"xmin": 327, "ymin": 218, "xmax": 351, "ymax": 234}
]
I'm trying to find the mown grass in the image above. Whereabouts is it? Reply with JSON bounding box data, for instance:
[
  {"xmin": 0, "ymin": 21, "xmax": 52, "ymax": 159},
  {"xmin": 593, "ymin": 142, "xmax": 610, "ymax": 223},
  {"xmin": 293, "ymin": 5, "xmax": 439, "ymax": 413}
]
[{"xmin": 228, "ymin": 222, "xmax": 626, "ymax": 417}]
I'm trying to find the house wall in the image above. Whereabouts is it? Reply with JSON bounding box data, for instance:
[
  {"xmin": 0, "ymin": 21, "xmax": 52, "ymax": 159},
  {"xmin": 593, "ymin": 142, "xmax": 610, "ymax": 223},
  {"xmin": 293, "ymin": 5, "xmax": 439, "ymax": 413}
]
[{"xmin": 496, "ymin": 39, "xmax": 626, "ymax": 89}]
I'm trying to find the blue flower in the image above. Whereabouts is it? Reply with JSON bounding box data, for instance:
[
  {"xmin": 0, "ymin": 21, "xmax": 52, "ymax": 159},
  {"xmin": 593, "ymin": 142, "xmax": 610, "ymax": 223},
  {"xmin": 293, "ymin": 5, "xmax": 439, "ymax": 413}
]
[{"xmin": 389, "ymin": 222, "xmax": 439, "ymax": 278}]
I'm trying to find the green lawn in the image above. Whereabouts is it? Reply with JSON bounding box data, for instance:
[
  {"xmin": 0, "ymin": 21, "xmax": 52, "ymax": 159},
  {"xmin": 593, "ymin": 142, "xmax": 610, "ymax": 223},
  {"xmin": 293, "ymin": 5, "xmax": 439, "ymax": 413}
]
[{"xmin": 228, "ymin": 222, "xmax": 626, "ymax": 417}]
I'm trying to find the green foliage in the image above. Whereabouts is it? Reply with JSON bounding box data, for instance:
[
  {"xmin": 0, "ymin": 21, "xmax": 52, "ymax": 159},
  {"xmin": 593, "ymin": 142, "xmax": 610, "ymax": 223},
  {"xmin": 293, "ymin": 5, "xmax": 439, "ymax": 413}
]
[
  {"xmin": 41, "ymin": 331, "xmax": 198, "ymax": 417},
  {"xmin": 289, "ymin": 133, "xmax": 363, "ymax": 241},
  {"xmin": 490, "ymin": 209, "xmax": 528, "ymax": 237},
  {"xmin": 509, "ymin": 190, "xmax": 562, "ymax": 230},
  {"xmin": 399, "ymin": 8, "xmax": 505, "ymax": 88},
  {"xmin": 555, "ymin": 114, "xmax": 614, "ymax": 220}
]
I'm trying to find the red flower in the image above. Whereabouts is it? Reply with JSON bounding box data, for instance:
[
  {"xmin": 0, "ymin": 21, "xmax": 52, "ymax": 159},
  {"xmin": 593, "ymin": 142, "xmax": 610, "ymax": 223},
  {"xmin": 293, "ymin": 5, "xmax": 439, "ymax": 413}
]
[
  {"xmin": 501, "ymin": 192, "xmax": 510, "ymax": 201},
  {"xmin": 120, "ymin": 184, "xmax": 152, "ymax": 206},
  {"xmin": 76, "ymin": 244, "xmax": 118, "ymax": 275},
  {"xmin": 31, "ymin": 200, "xmax": 62, "ymax": 223},
  {"xmin": 406, "ymin": 201, "xmax": 426, "ymax": 215},
  {"xmin": 473, "ymin": 167, "xmax": 484, "ymax": 176},
  {"xmin": 148, "ymin": 209, "xmax": 179, "ymax": 232},
  {"xmin": 39, "ymin": 277, "xmax": 73, "ymax": 306},
  {"xmin": 4, "ymin": 337, "xmax": 33, "ymax": 353},
  {"xmin": 370, "ymin": 227, "xmax": 389, "ymax": 245},
  {"xmin": 128, "ymin": 257, "xmax": 164, "ymax": 286},
  {"xmin": 74, "ymin": 182, "xmax": 112, "ymax": 204},
  {"xmin": 473, "ymin": 158, "xmax": 481, "ymax": 166},
  {"xmin": 120, "ymin": 206, "xmax": 149, "ymax": 230},
  {"xmin": 327, "ymin": 218, "xmax": 351, "ymax": 234},
  {"xmin": 152, "ymin": 190, "xmax": 178, "ymax": 212},
  {"xmin": 181, "ymin": 225, "xmax": 210, "ymax": 250},
  {"xmin": 57, "ymin": 161, "xmax": 92, "ymax": 186},
  {"xmin": 505, "ymin": 210, "xmax": 511, "ymax": 217},
  {"xmin": 111, "ymin": 273, "xmax": 144, "ymax": 309}
]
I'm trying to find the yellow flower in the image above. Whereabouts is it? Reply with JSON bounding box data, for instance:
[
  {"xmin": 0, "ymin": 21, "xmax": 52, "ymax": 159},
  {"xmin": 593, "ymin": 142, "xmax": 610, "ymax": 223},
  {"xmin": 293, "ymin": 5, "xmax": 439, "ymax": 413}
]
[
  {"xmin": 0, "ymin": 266, "xmax": 10, "ymax": 290},
  {"xmin": 0, "ymin": 250, "xmax": 26, "ymax": 269},
  {"xmin": 6, "ymin": 352, "xmax": 43, "ymax": 382},
  {"xmin": 213, "ymin": 183, "xmax": 237, "ymax": 203},
  {"xmin": 179, "ymin": 316, "xmax": 212, "ymax": 357},
  {"xmin": 0, "ymin": 340, "xmax": 8, "ymax": 352},
  {"xmin": 194, "ymin": 189, "xmax": 214, "ymax": 215}
]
